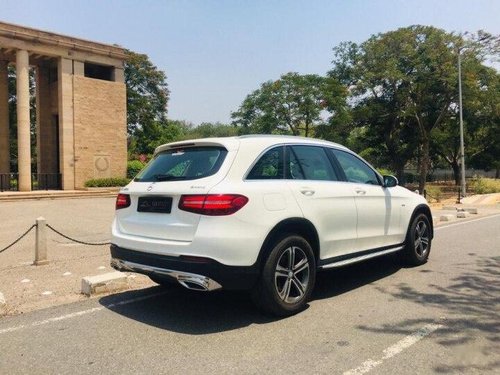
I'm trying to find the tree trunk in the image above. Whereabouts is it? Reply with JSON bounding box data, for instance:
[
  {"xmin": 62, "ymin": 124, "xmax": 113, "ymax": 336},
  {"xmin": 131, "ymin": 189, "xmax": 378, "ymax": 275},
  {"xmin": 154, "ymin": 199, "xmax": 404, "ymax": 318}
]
[
  {"xmin": 451, "ymin": 160, "xmax": 460, "ymax": 186},
  {"xmin": 390, "ymin": 159, "xmax": 405, "ymax": 184},
  {"xmin": 418, "ymin": 136, "xmax": 430, "ymax": 194},
  {"xmin": 396, "ymin": 166, "xmax": 405, "ymax": 184}
]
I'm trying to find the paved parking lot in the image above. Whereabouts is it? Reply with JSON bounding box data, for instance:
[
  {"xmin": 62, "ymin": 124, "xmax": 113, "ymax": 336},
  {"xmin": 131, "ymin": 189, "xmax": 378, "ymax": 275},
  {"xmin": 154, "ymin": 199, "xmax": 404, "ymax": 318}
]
[
  {"xmin": 0, "ymin": 195, "xmax": 498, "ymax": 315},
  {"xmin": 0, "ymin": 199, "xmax": 499, "ymax": 373}
]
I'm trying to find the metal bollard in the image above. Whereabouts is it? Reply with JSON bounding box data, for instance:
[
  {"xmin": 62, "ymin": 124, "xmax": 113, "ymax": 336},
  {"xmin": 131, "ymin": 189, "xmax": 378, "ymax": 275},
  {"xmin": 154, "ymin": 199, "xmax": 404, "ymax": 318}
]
[{"xmin": 34, "ymin": 217, "xmax": 49, "ymax": 265}]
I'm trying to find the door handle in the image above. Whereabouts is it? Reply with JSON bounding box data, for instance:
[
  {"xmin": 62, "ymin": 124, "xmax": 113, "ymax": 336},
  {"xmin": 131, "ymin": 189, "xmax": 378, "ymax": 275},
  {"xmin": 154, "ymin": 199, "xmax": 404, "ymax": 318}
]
[
  {"xmin": 300, "ymin": 189, "xmax": 315, "ymax": 196},
  {"xmin": 354, "ymin": 188, "xmax": 366, "ymax": 195}
]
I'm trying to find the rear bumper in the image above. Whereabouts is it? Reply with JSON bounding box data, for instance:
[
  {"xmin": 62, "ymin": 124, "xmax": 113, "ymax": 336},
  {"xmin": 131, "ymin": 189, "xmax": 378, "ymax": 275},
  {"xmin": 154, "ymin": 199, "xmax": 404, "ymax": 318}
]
[{"xmin": 110, "ymin": 244, "xmax": 259, "ymax": 291}]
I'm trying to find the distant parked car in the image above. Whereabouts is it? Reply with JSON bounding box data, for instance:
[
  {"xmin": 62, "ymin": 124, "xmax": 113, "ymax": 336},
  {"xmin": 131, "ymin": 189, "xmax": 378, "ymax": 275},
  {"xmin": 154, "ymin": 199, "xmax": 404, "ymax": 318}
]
[{"xmin": 110, "ymin": 135, "xmax": 433, "ymax": 316}]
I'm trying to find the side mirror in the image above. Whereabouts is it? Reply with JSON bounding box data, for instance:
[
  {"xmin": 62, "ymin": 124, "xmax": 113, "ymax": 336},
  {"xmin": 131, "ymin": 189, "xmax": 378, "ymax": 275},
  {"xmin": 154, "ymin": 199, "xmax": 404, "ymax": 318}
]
[{"xmin": 383, "ymin": 175, "xmax": 398, "ymax": 188}]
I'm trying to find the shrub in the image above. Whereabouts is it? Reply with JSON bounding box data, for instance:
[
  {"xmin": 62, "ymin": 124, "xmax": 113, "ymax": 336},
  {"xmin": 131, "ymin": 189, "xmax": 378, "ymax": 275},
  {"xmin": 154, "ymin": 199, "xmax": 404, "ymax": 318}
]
[
  {"xmin": 127, "ymin": 160, "xmax": 145, "ymax": 178},
  {"xmin": 376, "ymin": 168, "xmax": 394, "ymax": 176},
  {"xmin": 470, "ymin": 177, "xmax": 500, "ymax": 194},
  {"xmin": 424, "ymin": 185, "xmax": 443, "ymax": 202},
  {"xmin": 85, "ymin": 177, "xmax": 131, "ymax": 188}
]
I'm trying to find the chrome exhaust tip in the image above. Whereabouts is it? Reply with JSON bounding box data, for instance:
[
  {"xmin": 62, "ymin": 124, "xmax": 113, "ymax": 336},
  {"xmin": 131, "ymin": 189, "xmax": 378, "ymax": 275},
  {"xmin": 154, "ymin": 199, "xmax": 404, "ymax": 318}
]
[{"xmin": 177, "ymin": 275, "xmax": 221, "ymax": 291}]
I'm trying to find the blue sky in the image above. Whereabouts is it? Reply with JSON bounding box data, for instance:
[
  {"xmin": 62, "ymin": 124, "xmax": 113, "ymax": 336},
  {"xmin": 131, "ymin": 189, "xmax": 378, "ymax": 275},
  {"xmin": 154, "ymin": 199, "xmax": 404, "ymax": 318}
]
[{"xmin": 2, "ymin": 0, "xmax": 499, "ymax": 124}]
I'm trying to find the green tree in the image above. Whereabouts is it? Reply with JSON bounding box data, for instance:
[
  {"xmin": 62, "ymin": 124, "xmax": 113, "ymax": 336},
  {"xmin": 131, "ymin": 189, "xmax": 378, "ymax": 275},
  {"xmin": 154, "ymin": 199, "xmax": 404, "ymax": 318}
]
[
  {"xmin": 232, "ymin": 72, "xmax": 347, "ymax": 137},
  {"xmin": 131, "ymin": 120, "xmax": 182, "ymax": 155},
  {"xmin": 125, "ymin": 50, "xmax": 171, "ymax": 154},
  {"xmin": 182, "ymin": 122, "xmax": 238, "ymax": 139},
  {"xmin": 465, "ymin": 66, "xmax": 500, "ymax": 178},
  {"xmin": 329, "ymin": 26, "xmax": 498, "ymax": 191}
]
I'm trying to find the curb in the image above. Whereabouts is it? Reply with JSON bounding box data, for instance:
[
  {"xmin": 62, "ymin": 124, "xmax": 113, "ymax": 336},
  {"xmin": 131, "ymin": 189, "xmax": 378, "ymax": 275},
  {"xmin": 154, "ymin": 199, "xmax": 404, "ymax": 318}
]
[
  {"xmin": 81, "ymin": 272, "xmax": 129, "ymax": 296},
  {"xmin": 0, "ymin": 191, "xmax": 117, "ymax": 202},
  {"xmin": 0, "ymin": 292, "xmax": 6, "ymax": 316}
]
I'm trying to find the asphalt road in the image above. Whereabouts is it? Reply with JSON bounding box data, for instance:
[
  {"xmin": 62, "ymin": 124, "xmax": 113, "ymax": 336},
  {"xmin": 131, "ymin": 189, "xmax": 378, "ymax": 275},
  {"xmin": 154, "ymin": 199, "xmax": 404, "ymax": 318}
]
[{"xmin": 1, "ymin": 215, "xmax": 499, "ymax": 374}]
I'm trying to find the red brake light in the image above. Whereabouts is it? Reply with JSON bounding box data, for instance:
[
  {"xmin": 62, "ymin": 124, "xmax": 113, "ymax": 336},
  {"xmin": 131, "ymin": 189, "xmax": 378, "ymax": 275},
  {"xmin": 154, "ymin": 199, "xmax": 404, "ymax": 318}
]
[
  {"xmin": 116, "ymin": 193, "xmax": 131, "ymax": 210},
  {"xmin": 179, "ymin": 194, "xmax": 248, "ymax": 216}
]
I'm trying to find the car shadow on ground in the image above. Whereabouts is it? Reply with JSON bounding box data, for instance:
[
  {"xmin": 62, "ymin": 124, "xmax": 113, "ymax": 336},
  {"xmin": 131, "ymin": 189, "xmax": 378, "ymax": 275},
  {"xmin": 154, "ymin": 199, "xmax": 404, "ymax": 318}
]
[
  {"xmin": 313, "ymin": 254, "xmax": 403, "ymax": 300},
  {"xmin": 99, "ymin": 254, "xmax": 405, "ymax": 335},
  {"xmin": 355, "ymin": 255, "xmax": 500, "ymax": 374}
]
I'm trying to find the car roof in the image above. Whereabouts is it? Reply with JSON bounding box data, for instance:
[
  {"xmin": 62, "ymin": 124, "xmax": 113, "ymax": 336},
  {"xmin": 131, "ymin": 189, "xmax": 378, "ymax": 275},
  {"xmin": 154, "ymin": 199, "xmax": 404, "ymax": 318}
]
[{"xmin": 154, "ymin": 135, "xmax": 349, "ymax": 154}]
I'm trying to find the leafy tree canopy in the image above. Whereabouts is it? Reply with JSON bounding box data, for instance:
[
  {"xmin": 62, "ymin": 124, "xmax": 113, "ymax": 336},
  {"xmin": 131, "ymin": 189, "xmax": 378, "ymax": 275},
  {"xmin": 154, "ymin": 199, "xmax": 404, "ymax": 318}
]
[
  {"xmin": 231, "ymin": 72, "xmax": 348, "ymax": 138},
  {"xmin": 329, "ymin": 25, "xmax": 499, "ymax": 188},
  {"xmin": 125, "ymin": 49, "xmax": 169, "ymax": 137}
]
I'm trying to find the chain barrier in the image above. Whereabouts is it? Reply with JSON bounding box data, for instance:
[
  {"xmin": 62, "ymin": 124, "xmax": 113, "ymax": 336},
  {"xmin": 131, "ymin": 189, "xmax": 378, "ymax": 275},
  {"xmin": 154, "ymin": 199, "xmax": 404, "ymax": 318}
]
[
  {"xmin": 45, "ymin": 223, "xmax": 110, "ymax": 246},
  {"xmin": 0, "ymin": 224, "xmax": 36, "ymax": 254}
]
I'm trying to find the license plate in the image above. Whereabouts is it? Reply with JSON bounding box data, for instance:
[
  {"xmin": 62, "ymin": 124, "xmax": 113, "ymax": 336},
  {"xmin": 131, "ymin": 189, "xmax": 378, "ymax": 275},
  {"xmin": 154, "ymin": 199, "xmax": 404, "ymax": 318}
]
[{"xmin": 137, "ymin": 196, "xmax": 172, "ymax": 213}]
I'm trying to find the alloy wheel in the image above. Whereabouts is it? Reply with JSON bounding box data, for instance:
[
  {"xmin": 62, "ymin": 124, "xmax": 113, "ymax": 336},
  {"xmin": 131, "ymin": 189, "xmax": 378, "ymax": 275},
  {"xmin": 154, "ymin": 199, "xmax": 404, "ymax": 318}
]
[
  {"xmin": 414, "ymin": 220, "xmax": 430, "ymax": 257},
  {"xmin": 274, "ymin": 246, "xmax": 310, "ymax": 303}
]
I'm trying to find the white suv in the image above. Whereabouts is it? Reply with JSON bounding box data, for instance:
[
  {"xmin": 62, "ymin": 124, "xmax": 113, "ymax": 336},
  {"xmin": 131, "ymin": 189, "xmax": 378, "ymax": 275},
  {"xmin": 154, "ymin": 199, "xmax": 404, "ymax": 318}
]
[{"xmin": 111, "ymin": 135, "xmax": 433, "ymax": 316}]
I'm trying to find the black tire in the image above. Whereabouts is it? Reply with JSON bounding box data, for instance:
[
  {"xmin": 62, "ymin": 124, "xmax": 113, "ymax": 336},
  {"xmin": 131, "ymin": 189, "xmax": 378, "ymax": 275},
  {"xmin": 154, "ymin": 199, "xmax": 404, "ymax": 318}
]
[
  {"xmin": 252, "ymin": 234, "xmax": 316, "ymax": 317},
  {"xmin": 403, "ymin": 213, "xmax": 432, "ymax": 266}
]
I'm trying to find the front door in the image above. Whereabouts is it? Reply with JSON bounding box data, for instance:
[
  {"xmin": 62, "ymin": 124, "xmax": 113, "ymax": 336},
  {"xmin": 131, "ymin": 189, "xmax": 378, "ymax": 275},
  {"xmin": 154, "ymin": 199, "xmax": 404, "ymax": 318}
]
[
  {"xmin": 330, "ymin": 149, "xmax": 401, "ymax": 251},
  {"xmin": 286, "ymin": 145, "xmax": 358, "ymax": 260}
]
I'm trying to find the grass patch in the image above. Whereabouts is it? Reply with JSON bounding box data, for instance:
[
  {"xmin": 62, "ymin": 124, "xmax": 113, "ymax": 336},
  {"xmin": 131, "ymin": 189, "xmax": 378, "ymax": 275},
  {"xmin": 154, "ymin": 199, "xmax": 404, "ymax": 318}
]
[
  {"xmin": 470, "ymin": 177, "xmax": 500, "ymax": 194},
  {"xmin": 85, "ymin": 177, "xmax": 131, "ymax": 188}
]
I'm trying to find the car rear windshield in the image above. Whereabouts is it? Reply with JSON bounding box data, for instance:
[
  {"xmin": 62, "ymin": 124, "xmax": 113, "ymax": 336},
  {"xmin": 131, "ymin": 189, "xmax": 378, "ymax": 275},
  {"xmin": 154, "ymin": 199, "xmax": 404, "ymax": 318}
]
[{"xmin": 134, "ymin": 146, "xmax": 228, "ymax": 182}]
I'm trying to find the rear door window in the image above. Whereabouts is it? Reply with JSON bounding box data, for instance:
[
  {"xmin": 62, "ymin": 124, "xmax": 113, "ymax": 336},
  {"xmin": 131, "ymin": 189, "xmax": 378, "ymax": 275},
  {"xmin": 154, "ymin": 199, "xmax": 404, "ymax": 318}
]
[
  {"xmin": 134, "ymin": 147, "xmax": 227, "ymax": 182},
  {"xmin": 289, "ymin": 146, "xmax": 339, "ymax": 181}
]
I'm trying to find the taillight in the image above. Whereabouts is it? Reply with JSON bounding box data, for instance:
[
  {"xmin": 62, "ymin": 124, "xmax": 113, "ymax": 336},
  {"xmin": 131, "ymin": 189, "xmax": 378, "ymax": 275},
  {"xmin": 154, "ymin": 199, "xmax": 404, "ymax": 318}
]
[
  {"xmin": 179, "ymin": 194, "xmax": 249, "ymax": 216},
  {"xmin": 116, "ymin": 193, "xmax": 131, "ymax": 210}
]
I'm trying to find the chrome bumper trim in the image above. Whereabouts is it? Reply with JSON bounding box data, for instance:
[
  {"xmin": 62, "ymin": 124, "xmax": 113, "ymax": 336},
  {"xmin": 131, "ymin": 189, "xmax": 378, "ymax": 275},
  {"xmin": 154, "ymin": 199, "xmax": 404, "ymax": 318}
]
[
  {"xmin": 110, "ymin": 258, "xmax": 222, "ymax": 291},
  {"xmin": 320, "ymin": 246, "xmax": 404, "ymax": 269}
]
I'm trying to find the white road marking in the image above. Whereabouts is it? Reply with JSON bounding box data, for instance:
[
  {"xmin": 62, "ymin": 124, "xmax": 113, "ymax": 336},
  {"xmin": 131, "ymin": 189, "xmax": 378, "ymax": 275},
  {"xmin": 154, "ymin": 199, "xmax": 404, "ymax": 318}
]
[
  {"xmin": 343, "ymin": 323, "xmax": 444, "ymax": 375},
  {"xmin": 435, "ymin": 213, "xmax": 500, "ymax": 231},
  {"xmin": 20, "ymin": 279, "xmax": 30, "ymax": 283},
  {"xmin": 62, "ymin": 272, "xmax": 72, "ymax": 276},
  {"xmin": 41, "ymin": 291, "xmax": 53, "ymax": 296},
  {"xmin": 0, "ymin": 291, "xmax": 168, "ymax": 335},
  {"xmin": 97, "ymin": 266, "xmax": 106, "ymax": 270}
]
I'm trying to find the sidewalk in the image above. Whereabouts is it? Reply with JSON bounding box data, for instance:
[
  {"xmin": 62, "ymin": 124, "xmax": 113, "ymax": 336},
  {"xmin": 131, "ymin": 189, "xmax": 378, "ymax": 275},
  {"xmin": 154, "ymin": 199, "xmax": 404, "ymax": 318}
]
[
  {"xmin": 0, "ymin": 197, "xmax": 152, "ymax": 316},
  {"xmin": 0, "ymin": 193, "xmax": 499, "ymax": 317},
  {"xmin": 429, "ymin": 192, "xmax": 500, "ymax": 227}
]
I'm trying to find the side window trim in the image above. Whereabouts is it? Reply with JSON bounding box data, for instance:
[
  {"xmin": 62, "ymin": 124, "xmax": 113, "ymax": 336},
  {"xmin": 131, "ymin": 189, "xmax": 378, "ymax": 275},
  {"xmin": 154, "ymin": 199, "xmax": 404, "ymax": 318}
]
[
  {"xmin": 324, "ymin": 147, "xmax": 347, "ymax": 182},
  {"xmin": 285, "ymin": 146, "xmax": 307, "ymax": 180}
]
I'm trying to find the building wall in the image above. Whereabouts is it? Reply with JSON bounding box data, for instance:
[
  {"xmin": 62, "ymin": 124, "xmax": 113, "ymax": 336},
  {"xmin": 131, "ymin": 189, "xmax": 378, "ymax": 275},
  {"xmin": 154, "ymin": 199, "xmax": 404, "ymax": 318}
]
[{"xmin": 73, "ymin": 76, "xmax": 127, "ymax": 188}]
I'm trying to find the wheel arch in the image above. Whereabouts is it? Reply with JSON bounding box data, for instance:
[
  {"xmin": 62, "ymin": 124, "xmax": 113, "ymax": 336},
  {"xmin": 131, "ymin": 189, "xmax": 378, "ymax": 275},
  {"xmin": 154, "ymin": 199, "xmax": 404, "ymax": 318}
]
[
  {"xmin": 256, "ymin": 217, "xmax": 320, "ymax": 270},
  {"xmin": 408, "ymin": 204, "xmax": 434, "ymax": 239}
]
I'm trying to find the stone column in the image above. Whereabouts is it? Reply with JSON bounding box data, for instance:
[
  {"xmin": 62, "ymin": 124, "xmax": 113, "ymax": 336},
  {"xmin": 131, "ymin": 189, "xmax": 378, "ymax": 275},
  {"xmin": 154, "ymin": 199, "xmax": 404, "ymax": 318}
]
[
  {"xmin": 16, "ymin": 50, "xmax": 32, "ymax": 192},
  {"xmin": 58, "ymin": 57, "xmax": 75, "ymax": 190},
  {"xmin": 0, "ymin": 61, "xmax": 9, "ymax": 174},
  {"xmin": 112, "ymin": 67, "xmax": 125, "ymax": 83}
]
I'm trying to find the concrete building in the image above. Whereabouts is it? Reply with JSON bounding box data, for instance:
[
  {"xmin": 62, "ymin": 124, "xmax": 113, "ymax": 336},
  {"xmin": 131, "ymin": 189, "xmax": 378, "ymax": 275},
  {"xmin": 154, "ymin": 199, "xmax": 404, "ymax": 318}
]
[{"xmin": 0, "ymin": 21, "xmax": 127, "ymax": 191}]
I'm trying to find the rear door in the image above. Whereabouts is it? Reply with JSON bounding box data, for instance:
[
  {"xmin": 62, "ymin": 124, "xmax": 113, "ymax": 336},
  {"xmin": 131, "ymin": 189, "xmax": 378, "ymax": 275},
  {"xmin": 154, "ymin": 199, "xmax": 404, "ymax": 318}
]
[
  {"xmin": 286, "ymin": 145, "xmax": 357, "ymax": 260},
  {"xmin": 116, "ymin": 145, "xmax": 233, "ymax": 242}
]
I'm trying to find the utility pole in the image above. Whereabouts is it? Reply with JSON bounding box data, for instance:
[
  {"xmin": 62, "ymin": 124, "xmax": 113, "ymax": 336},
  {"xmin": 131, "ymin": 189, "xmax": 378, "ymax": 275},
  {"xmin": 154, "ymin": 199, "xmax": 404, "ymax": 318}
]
[{"xmin": 458, "ymin": 48, "xmax": 467, "ymax": 200}]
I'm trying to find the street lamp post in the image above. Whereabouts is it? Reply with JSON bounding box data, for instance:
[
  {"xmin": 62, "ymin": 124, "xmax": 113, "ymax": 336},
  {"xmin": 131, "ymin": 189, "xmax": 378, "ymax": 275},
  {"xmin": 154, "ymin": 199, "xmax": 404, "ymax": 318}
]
[{"xmin": 458, "ymin": 48, "xmax": 467, "ymax": 200}]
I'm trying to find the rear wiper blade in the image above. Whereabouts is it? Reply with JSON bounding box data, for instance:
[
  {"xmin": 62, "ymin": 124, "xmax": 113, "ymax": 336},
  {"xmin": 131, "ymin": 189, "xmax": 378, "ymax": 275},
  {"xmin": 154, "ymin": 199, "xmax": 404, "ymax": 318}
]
[{"xmin": 153, "ymin": 174, "xmax": 187, "ymax": 181}]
